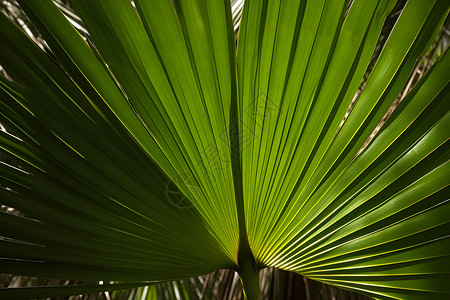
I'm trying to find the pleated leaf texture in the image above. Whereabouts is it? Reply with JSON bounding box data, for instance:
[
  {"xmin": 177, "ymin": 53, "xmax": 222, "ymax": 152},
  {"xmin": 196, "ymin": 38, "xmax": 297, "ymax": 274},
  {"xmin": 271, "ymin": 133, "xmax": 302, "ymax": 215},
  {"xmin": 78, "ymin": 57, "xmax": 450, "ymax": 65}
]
[{"xmin": 0, "ymin": 0, "xmax": 449, "ymax": 299}]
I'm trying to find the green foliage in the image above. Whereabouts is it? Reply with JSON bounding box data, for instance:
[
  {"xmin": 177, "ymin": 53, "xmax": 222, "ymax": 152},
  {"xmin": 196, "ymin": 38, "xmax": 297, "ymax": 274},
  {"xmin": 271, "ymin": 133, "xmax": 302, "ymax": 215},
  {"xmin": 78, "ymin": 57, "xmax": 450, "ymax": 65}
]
[{"xmin": 0, "ymin": 0, "xmax": 449, "ymax": 299}]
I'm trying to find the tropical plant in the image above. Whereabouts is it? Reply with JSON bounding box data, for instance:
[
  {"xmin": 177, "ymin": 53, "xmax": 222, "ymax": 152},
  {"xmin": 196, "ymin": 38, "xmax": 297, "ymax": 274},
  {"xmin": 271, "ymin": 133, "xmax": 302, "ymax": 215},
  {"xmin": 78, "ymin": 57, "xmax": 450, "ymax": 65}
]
[{"xmin": 0, "ymin": 0, "xmax": 449, "ymax": 299}]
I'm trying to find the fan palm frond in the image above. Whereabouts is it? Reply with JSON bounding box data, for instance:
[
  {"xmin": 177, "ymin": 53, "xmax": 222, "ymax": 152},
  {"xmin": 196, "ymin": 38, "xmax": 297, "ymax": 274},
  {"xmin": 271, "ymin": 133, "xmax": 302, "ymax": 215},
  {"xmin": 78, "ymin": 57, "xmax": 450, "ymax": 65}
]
[{"xmin": 1, "ymin": 0, "xmax": 449, "ymax": 299}]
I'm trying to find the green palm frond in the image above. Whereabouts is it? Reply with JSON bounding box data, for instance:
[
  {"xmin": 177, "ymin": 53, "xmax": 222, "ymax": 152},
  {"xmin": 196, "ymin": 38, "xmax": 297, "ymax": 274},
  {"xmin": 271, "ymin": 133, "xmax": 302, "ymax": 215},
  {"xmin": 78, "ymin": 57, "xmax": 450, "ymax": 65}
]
[{"xmin": 0, "ymin": 0, "xmax": 449, "ymax": 299}]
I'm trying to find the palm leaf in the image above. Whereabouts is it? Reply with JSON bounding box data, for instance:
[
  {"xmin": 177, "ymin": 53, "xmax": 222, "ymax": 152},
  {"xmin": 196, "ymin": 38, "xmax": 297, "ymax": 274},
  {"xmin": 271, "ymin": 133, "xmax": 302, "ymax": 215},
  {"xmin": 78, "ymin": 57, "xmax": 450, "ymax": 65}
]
[{"xmin": 0, "ymin": 0, "xmax": 449, "ymax": 299}]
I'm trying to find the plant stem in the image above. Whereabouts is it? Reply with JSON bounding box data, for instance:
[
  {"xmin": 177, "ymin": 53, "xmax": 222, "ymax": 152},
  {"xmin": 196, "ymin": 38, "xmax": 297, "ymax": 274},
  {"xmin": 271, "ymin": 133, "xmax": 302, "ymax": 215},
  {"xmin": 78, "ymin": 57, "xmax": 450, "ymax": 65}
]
[
  {"xmin": 238, "ymin": 242, "xmax": 260, "ymax": 300},
  {"xmin": 227, "ymin": 12, "xmax": 260, "ymax": 297}
]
